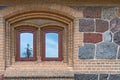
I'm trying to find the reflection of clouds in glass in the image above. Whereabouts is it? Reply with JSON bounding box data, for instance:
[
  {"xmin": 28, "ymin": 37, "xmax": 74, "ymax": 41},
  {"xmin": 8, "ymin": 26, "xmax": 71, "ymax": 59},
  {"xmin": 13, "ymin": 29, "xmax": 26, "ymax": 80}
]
[
  {"xmin": 20, "ymin": 33, "xmax": 33, "ymax": 58},
  {"xmin": 45, "ymin": 33, "xmax": 58, "ymax": 58}
]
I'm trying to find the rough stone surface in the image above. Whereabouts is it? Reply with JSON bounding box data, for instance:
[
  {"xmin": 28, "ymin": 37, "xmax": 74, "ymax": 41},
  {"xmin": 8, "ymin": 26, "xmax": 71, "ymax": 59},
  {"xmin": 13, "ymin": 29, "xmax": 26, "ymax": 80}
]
[
  {"xmin": 79, "ymin": 19, "xmax": 94, "ymax": 32},
  {"xmin": 102, "ymin": 7, "xmax": 118, "ymax": 20},
  {"xmin": 99, "ymin": 74, "xmax": 108, "ymax": 80},
  {"xmin": 103, "ymin": 31, "xmax": 112, "ymax": 42},
  {"xmin": 0, "ymin": 75, "xmax": 3, "ymax": 80},
  {"xmin": 96, "ymin": 20, "xmax": 109, "ymax": 32},
  {"xmin": 117, "ymin": 48, "xmax": 120, "ymax": 59},
  {"xmin": 84, "ymin": 33, "xmax": 102, "ymax": 43},
  {"xmin": 96, "ymin": 42, "xmax": 118, "ymax": 59},
  {"xmin": 109, "ymin": 74, "xmax": 120, "ymax": 80},
  {"xmin": 79, "ymin": 44, "xmax": 95, "ymax": 59},
  {"xmin": 83, "ymin": 7, "xmax": 101, "ymax": 18},
  {"xmin": 118, "ymin": 9, "xmax": 120, "ymax": 17},
  {"xmin": 114, "ymin": 31, "xmax": 120, "ymax": 45},
  {"xmin": 110, "ymin": 18, "xmax": 120, "ymax": 32},
  {"xmin": 74, "ymin": 74, "xmax": 98, "ymax": 80}
]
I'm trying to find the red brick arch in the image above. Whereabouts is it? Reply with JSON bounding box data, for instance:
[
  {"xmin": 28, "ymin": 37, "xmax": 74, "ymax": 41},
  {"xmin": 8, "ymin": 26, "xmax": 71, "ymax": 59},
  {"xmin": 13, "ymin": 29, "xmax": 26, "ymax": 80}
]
[{"xmin": 3, "ymin": 3, "xmax": 76, "ymax": 67}]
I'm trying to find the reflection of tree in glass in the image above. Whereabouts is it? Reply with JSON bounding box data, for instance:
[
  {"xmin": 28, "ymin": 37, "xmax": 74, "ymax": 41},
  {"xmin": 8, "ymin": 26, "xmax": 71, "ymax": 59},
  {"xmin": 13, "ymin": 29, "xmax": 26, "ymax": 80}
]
[{"xmin": 25, "ymin": 44, "xmax": 32, "ymax": 58}]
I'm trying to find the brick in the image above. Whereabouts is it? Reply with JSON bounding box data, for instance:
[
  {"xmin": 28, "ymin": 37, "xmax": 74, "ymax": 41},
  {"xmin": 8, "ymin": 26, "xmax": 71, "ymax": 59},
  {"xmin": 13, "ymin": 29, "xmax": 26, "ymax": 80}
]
[
  {"xmin": 83, "ymin": 7, "xmax": 101, "ymax": 18},
  {"xmin": 96, "ymin": 20, "xmax": 109, "ymax": 32},
  {"xmin": 96, "ymin": 42, "xmax": 118, "ymax": 59},
  {"xmin": 114, "ymin": 31, "xmax": 120, "ymax": 45},
  {"xmin": 79, "ymin": 19, "xmax": 94, "ymax": 32},
  {"xmin": 102, "ymin": 7, "xmax": 118, "ymax": 20},
  {"xmin": 84, "ymin": 33, "xmax": 102, "ymax": 43},
  {"xmin": 110, "ymin": 18, "xmax": 120, "ymax": 32},
  {"xmin": 79, "ymin": 44, "xmax": 95, "ymax": 59}
]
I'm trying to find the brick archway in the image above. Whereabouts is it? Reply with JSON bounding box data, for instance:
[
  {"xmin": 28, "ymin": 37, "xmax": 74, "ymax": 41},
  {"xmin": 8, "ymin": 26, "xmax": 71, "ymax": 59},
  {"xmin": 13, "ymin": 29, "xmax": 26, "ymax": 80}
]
[{"xmin": 2, "ymin": 3, "xmax": 78, "ymax": 69}]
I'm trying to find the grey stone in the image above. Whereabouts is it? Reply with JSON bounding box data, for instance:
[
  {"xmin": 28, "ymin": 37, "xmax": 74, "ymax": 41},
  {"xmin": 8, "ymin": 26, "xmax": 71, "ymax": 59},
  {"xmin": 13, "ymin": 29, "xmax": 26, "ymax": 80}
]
[
  {"xmin": 79, "ymin": 44, "xmax": 95, "ymax": 59},
  {"xmin": 79, "ymin": 19, "xmax": 94, "ymax": 32},
  {"xmin": 74, "ymin": 74, "xmax": 98, "ymax": 80},
  {"xmin": 102, "ymin": 7, "xmax": 118, "ymax": 20},
  {"xmin": 99, "ymin": 74, "xmax": 108, "ymax": 80},
  {"xmin": 103, "ymin": 31, "xmax": 112, "ymax": 42},
  {"xmin": 114, "ymin": 31, "xmax": 120, "ymax": 45},
  {"xmin": 117, "ymin": 48, "xmax": 120, "ymax": 59},
  {"xmin": 110, "ymin": 18, "xmax": 120, "ymax": 33},
  {"xmin": 109, "ymin": 74, "xmax": 120, "ymax": 80},
  {"xmin": 0, "ymin": 6, "xmax": 7, "ymax": 10},
  {"xmin": 96, "ymin": 42, "xmax": 118, "ymax": 59}
]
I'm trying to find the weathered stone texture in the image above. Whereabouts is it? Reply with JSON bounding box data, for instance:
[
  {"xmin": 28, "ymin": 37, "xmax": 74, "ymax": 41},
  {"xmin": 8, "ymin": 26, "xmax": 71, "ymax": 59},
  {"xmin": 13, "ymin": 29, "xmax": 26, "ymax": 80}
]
[
  {"xmin": 0, "ymin": 75, "xmax": 3, "ymax": 80},
  {"xmin": 75, "ymin": 74, "xmax": 120, "ymax": 80},
  {"xmin": 79, "ymin": 19, "xmax": 94, "ymax": 32},
  {"xmin": 74, "ymin": 74, "xmax": 98, "ymax": 80},
  {"xmin": 83, "ymin": 7, "xmax": 101, "ymax": 18},
  {"xmin": 84, "ymin": 33, "xmax": 102, "ymax": 43},
  {"xmin": 117, "ymin": 48, "xmax": 120, "ymax": 59},
  {"xmin": 114, "ymin": 31, "xmax": 120, "ymax": 45},
  {"xmin": 109, "ymin": 74, "xmax": 120, "ymax": 80},
  {"xmin": 102, "ymin": 7, "xmax": 118, "ymax": 20},
  {"xmin": 118, "ymin": 9, "xmax": 120, "ymax": 17},
  {"xmin": 79, "ymin": 44, "xmax": 95, "ymax": 59},
  {"xmin": 99, "ymin": 74, "xmax": 108, "ymax": 80},
  {"xmin": 103, "ymin": 31, "xmax": 112, "ymax": 42},
  {"xmin": 96, "ymin": 42, "xmax": 118, "ymax": 59},
  {"xmin": 96, "ymin": 20, "xmax": 109, "ymax": 32},
  {"xmin": 110, "ymin": 18, "xmax": 120, "ymax": 32}
]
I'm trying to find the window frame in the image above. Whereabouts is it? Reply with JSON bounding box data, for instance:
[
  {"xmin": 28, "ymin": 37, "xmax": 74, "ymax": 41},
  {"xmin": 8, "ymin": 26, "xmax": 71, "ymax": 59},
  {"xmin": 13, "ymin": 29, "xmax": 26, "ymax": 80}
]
[
  {"xmin": 41, "ymin": 26, "xmax": 63, "ymax": 61},
  {"xmin": 15, "ymin": 27, "xmax": 37, "ymax": 61}
]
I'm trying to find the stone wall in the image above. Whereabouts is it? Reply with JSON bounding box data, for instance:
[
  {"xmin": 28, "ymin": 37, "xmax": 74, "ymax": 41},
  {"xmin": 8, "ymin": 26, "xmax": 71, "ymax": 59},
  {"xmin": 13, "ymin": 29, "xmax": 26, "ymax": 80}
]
[
  {"xmin": 75, "ymin": 74, "xmax": 120, "ymax": 80},
  {"xmin": 77, "ymin": 7, "xmax": 120, "ymax": 60}
]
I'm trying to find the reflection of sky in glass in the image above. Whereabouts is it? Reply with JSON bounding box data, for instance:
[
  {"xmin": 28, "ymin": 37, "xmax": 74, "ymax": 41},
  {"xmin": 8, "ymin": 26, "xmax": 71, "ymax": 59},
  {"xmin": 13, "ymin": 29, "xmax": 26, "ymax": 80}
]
[
  {"xmin": 45, "ymin": 33, "xmax": 58, "ymax": 58},
  {"xmin": 20, "ymin": 33, "xmax": 33, "ymax": 58}
]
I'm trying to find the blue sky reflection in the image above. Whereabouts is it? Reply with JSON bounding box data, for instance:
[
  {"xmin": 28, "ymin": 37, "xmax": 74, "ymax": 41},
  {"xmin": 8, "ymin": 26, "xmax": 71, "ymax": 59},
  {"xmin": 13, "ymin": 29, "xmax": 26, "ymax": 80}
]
[
  {"xmin": 45, "ymin": 33, "xmax": 58, "ymax": 58},
  {"xmin": 20, "ymin": 33, "xmax": 33, "ymax": 58}
]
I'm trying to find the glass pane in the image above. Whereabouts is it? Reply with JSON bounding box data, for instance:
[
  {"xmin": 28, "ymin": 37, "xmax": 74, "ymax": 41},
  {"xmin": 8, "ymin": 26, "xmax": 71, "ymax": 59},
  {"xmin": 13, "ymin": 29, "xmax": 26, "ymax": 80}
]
[
  {"xmin": 20, "ymin": 33, "xmax": 33, "ymax": 58},
  {"xmin": 45, "ymin": 33, "xmax": 58, "ymax": 58}
]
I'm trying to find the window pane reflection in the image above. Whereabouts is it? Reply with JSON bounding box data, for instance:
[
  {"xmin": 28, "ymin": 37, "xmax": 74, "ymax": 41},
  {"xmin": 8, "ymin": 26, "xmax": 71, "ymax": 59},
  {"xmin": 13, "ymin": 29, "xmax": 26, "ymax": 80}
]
[
  {"xmin": 20, "ymin": 33, "xmax": 33, "ymax": 58},
  {"xmin": 45, "ymin": 33, "xmax": 58, "ymax": 58}
]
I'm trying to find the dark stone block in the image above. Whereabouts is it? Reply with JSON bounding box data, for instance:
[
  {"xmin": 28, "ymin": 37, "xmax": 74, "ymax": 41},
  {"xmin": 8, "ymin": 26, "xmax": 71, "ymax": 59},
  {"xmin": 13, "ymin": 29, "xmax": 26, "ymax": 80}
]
[
  {"xmin": 99, "ymin": 74, "xmax": 108, "ymax": 80},
  {"xmin": 79, "ymin": 19, "xmax": 94, "ymax": 32},
  {"xmin": 84, "ymin": 33, "xmax": 102, "ymax": 43},
  {"xmin": 96, "ymin": 42, "xmax": 118, "ymax": 59},
  {"xmin": 117, "ymin": 48, "xmax": 120, "ymax": 59},
  {"xmin": 0, "ymin": 6, "xmax": 7, "ymax": 10},
  {"xmin": 96, "ymin": 20, "xmax": 109, "ymax": 32},
  {"xmin": 79, "ymin": 44, "xmax": 95, "ymax": 59},
  {"xmin": 74, "ymin": 74, "xmax": 98, "ymax": 80},
  {"xmin": 102, "ymin": 7, "xmax": 117, "ymax": 20},
  {"xmin": 110, "ymin": 18, "xmax": 120, "ymax": 33},
  {"xmin": 83, "ymin": 7, "xmax": 101, "ymax": 18},
  {"xmin": 109, "ymin": 74, "xmax": 120, "ymax": 80},
  {"xmin": 114, "ymin": 31, "xmax": 120, "ymax": 45},
  {"xmin": 0, "ymin": 75, "xmax": 4, "ymax": 80}
]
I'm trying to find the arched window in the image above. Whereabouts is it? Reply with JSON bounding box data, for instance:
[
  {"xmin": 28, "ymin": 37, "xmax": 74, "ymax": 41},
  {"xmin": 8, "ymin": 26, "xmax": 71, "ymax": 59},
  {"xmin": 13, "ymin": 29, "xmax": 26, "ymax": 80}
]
[
  {"xmin": 15, "ymin": 27, "xmax": 37, "ymax": 61},
  {"xmin": 41, "ymin": 26, "xmax": 64, "ymax": 61}
]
